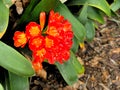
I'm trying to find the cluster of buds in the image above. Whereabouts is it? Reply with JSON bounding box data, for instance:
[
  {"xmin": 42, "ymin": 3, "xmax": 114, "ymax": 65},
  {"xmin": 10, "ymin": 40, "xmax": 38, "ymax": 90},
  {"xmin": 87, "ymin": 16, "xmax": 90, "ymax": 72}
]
[{"xmin": 13, "ymin": 10, "xmax": 73, "ymax": 72}]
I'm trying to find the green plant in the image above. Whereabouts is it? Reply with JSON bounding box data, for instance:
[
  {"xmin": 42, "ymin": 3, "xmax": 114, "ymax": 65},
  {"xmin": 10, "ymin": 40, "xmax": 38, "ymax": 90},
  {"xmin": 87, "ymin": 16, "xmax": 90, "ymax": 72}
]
[
  {"xmin": 0, "ymin": 0, "xmax": 34, "ymax": 90},
  {"xmin": 111, "ymin": 0, "xmax": 120, "ymax": 12},
  {"xmin": 0, "ymin": 0, "xmax": 120, "ymax": 89}
]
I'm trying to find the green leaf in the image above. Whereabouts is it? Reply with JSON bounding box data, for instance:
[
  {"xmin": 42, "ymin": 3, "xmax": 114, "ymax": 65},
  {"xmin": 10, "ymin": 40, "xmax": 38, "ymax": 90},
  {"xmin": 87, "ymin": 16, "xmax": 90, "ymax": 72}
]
[
  {"xmin": 8, "ymin": 72, "xmax": 29, "ymax": 90},
  {"xmin": 71, "ymin": 51, "xmax": 85, "ymax": 74},
  {"xmin": 71, "ymin": 36, "xmax": 79, "ymax": 53},
  {"xmin": 67, "ymin": 0, "xmax": 111, "ymax": 16},
  {"xmin": 87, "ymin": 7, "xmax": 104, "ymax": 24},
  {"xmin": 0, "ymin": 0, "xmax": 9, "ymax": 38},
  {"xmin": 85, "ymin": 20, "xmax": 95, "ymax": 42},
  {"xmin": 0, "ymin": 83, "xmax": 4, "ymax": 90},
  {"xmin": 110, "ymin": 0, "xmax": 120, "ymax": 11},
  {"xmin": 78, "ymin": 3, "xmax": 88, "ymax": 24},
  {"xmin": 0, "ymin": 41, "xmax": 34, "ymax": 76},
  {"xmin": 55, "ymin": 57, "xmax": 78, "ymax": 85},
  {"xmin": 2, "ymin": 0, "xmax": 14, "ymax": 8},
  {"xmin": 55, "ymin": 0, "xmax": 86, "ymax": 42}
]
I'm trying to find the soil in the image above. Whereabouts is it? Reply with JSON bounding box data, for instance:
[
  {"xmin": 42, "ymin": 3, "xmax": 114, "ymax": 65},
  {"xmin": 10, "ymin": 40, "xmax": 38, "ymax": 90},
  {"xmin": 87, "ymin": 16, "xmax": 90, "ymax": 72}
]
[{"xmin": 6, "ymin": 0, "xmax": 120, "ymax": 90}]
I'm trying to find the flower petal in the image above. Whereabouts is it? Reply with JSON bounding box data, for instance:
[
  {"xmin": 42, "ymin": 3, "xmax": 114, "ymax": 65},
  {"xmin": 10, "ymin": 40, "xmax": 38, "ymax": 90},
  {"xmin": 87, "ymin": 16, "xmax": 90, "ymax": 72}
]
[
  {"xmin": 13, "ymin": 31, "xmax": 27, "ymax": 48},
  {"xmin": 26, "ymin": 22, "xmax": 41, "ymax": 39},
  {"xmin": 29, "ymin": 36, "xmax": 44, "ymax": 51}
]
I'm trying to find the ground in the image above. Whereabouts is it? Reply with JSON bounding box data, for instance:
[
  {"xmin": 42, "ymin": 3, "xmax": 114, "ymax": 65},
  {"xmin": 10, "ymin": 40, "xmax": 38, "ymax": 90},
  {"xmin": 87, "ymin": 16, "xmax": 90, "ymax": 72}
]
[
  {"xmin": 77, "ymin": 18, "xmax": 120, "ymax": 90},
  {"xmin": 8, "ymin": 1, "xmax": 120, "ymax": 90}
]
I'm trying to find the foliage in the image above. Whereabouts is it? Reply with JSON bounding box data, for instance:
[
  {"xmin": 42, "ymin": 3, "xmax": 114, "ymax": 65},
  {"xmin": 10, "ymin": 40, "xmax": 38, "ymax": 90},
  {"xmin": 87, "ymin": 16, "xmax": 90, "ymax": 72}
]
[
  {"xmin": 110, "ymin": 0, "xmax": 120, "ymax": 11},
  {"xmin": 0, "ymin": 0, "xmax": 120, "ymax": 89},
  {"xmin": 0, "ymin": 0, "xmax": 9, "ymax": 38}
]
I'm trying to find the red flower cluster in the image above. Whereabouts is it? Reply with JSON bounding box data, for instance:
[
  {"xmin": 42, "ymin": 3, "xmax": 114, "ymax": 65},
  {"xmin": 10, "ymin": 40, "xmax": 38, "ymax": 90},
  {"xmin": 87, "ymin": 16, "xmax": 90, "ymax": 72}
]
[{"xmin": 13, "ymin": 10, "xmax": 73, "ymax": 71}]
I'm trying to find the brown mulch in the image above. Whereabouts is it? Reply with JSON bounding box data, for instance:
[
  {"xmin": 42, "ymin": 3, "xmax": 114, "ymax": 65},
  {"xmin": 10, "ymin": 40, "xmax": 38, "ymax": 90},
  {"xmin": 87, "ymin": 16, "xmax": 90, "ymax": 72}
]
[
  {"xmin": 77, "ymin": 18, "xmax": 120, "ymax": 90},
  {"xmin": 7, "ymin": 0, "xmax": 120, "ymax": 90}
]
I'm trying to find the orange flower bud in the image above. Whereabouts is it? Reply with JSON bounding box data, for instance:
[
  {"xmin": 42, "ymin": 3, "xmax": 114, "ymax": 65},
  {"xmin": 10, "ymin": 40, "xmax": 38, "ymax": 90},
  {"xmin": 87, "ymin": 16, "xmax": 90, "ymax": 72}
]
[
  {"xmin": 40, "ymin": 12, "xmax": 46, "ymax": 31},
  {"xmin": 13, "ymin": 31, "xmax": 27, "ymax": 48}
]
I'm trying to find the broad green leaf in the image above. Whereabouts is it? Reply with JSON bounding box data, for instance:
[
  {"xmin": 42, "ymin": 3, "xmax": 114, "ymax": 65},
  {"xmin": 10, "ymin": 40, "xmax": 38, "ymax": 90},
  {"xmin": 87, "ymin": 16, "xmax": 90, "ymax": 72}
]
[
  {"xmin": 9, "ymin": 72, "xmax": 29, "ymax": 90},
  {"xmin": 0, "ymin": 0, "xmax": 9, "ymax": 38},
  {"xmin": 85, "ymin": 20, "xmax": 95, "ymax": 42},
  {"xmin": 78, "ymin": 3, "xmax": 88, "ymax": 24},
  {"xmin": 0, "ymin": 41, "xmax": 34, "ymax": 76},
  {"xmin": 71, "ymin": 36, "xmax": 79, "ymax": 53},
  {"xmin": 71, "ymin": 51, "xmax": 85, "ymax": 74},
  {"xmin": 0, "ymin": 83, "xmax": 4, "ymax": 90},
  {"xmin": 110, "ymin": 0, "xmax": 120, "ymax": 11},
  {"xmin": 88, "ymin": 7, "xmax": 104, "ymax": 24},
  {"xmin": 67, "ymin": 0, "xmax": 111, "ymax": 16},
  {"xmin": 55, "ymin": 57, "xmax": 78, "ymax": 85},
  {"xmin": 55, "ymin": 0, "xmax": 86, "ymax": 42},
  {"xmin": 2, "ymin": 0, "xmax": 14, "ymax": 8}
]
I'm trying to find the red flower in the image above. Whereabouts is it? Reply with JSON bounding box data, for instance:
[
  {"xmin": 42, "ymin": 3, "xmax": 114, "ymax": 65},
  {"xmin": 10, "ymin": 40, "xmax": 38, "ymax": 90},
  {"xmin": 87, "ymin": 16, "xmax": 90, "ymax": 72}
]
[
  {"xmin": 45, "ymin": 51, "xmax": 56, "ymax": 64},
  {"xmin": 13, "ymin": 10, "xmax": 74, "ymax": 70},
  {"xmin": 44, "ymin": 10, "xmax": 73, "ymax": 64},
  {"xmin": 29, "ymin": 36, "xmax": 44, "ymax": 51},
  {"xmin": 48, "ymin": 10, "xmax": 64, "ymax": 24},
  {"xmin": 26, "ymin": 22, "xmax": 41, "ymax": 39},
  {"xmin": 33, "ymin": 48, "xmax": 46, "ymax": 62},
  {"xmin": 45, "ymin": 35, "xmax": 58, "ymax": 49},
  {"xmin": 62, "ymin": 20, "xmax": 72, "ymax": 32},
  {"xmin": 46, "ymin": 26, "xmax": 59, "ymax": 37},
  {"xmin": 13, "ymin": 31, "xmax": 27, "ymax": 48}
]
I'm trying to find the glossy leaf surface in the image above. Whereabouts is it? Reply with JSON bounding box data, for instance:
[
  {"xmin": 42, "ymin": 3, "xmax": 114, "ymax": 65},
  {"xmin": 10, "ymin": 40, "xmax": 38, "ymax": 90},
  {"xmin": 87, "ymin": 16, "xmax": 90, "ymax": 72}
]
[
  {"xmin": 8, "ymin": 72, "xmax": 29, "ymax": 90},
  {"xmin": 0, "ymin": 0, "xmax": 9, "ymax": 38},
  {"xmin": 0, "ymin": 84, "xmax": 4, "ymax": 90},
  {"xmin": 71, "ymin": 51, "xmax": 85, "ymax": 74},
  {"xmin": 0, "ymin": 41, "xmax": 34, "ymax": 76},
  {"xmin": 55, "ymin": 57, "xmax": 78, "ymax": 85},
  {"xmin": 85, "ymin": 20, "xmax": 95, "ymax": 42},
  {"xmin": 2, "ymin": 0, "xmax": 13, "ymax": 8},
  {"xmin": 67, "ymin": 0, "xmax": 111, "ymax": 16},
  {"xmin": 87, "ymin": 7, "xmax": 104, "ymax": 24},
  {"xmin": 78, "ymin": 3, "xmax": 88, "ymax": 24},
  {"xmin": 110, "ymin": 0, "xmax": 120, "ymax": 11}
]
